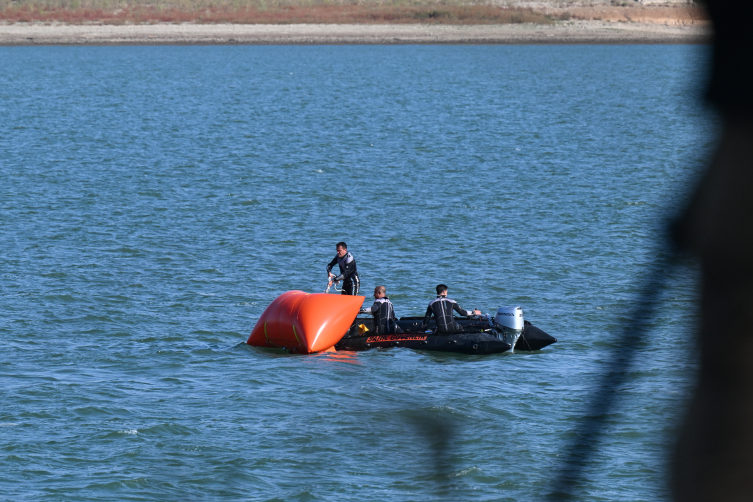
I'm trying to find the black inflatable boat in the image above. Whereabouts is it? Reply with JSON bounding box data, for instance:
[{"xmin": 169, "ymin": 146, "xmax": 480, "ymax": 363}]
[{"xmin": 335, "ymin": 316, "xmax": 557, "ymax": 355}]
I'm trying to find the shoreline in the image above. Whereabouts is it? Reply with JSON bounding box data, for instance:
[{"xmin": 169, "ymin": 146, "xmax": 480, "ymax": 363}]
[{"xmin": 0, "ymin": 21, "xmax": 710, "ymax": 46}]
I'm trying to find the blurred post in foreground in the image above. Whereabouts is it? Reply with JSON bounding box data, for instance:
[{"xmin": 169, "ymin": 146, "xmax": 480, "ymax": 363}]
[{"xmin": 672, "ymin": 1, "xmax": 753, "ymax": 500}]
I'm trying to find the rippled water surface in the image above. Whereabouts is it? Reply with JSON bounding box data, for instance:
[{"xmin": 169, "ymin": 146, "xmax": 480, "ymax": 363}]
[{"xmin": 1, "ymin": 44, "xmax": 713, "ymax": 501}]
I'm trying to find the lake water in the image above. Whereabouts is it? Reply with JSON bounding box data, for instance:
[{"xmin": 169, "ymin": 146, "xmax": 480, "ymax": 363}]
[{"xmin": 1, "ymin": 44, "xmax": 714, "ymax": 501}]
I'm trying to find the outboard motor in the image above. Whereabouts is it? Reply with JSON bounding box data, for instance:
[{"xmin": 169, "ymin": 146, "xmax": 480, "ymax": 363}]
[{"xmin": 493, "ymin": 306, "xmax": 524, "ymax": 351}]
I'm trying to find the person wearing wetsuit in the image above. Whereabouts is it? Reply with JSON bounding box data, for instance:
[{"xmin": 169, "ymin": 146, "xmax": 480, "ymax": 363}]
[
  {"xmin": 326, "ymin": 241, "xmax": 360, "ymax": 296},
  {"xmin": 362, "ymin": 286, "xmax": 403, "ymax": 335},
  {"xmin": 422, "ymin": 284, "xmax": 481, "ymax": 334}
]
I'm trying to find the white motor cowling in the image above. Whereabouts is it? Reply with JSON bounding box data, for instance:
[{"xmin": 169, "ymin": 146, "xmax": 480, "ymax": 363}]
[{"xmin": 495, "ymin": 306, "xmax": 524, "ymax": 331}]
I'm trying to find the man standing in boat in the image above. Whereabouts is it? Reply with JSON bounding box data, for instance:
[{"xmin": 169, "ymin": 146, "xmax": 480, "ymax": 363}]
[
  {"xmin": 327, "ymin": 241, "xmax": 360, "ymax": 295},
  {"xmin": 423, "ymin": 284, "xmax": 481, "ymax": 334},
  {"xmin": 361, "ymin": 286, "xmax": 403, "ymax": 335}
]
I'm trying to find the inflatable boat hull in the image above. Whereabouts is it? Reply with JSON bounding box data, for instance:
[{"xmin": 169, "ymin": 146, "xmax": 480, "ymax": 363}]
[
  {"xmin": 515, "ymin": 321, "xmax": 558, "ymax": 351},
  {"xmin": 335, "ymin": 317, "xmax": 556, "ymax": 353},
  {"xmin": 335, "ymin": 331, "xmax": 512, "ymax": 354}
]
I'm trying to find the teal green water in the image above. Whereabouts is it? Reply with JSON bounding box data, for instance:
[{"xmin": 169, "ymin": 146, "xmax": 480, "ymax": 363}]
[{"xmin": 1, "ymin": 45, "xmax": 712, "ymax": 500}]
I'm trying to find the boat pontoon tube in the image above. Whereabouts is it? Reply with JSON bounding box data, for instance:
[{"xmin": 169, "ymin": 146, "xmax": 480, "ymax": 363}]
[{"xmin": 247, "ymin": 291, "xmax": 364, "ymax": 353}]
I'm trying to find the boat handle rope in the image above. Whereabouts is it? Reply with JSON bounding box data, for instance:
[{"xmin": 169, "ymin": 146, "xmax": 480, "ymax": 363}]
[{"xmin": 324, "ymin": 277, "xmax": 342, "ymax": 294}]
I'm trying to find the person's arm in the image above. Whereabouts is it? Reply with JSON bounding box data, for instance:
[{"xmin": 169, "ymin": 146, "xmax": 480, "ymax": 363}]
[
  {"xmin": 326, "ymin": 256, "xmax": 338, "ymax": 275},
  {"xmin": 334, "ymin": 255, "xmax": 356, "ymax": 282},
  {"xmin": 452, "ymin": 302, "xmax": 480, "ymax": 317},
  {"xmin": 361, "ymin": 301, "xmax": 379, "ymax": 314},
  {"xmin": 422, "ymin": 305, "xmax": 433, "ymax": 330},
  {"xmin": 452, "ymin": 302, "xmax": 470, "ymax": 317}
]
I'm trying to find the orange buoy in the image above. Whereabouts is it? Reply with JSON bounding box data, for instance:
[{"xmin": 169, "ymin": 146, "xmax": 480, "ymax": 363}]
[{"xmin": 247, "ymin": 291, "xmax": 364, "ymax": 353}]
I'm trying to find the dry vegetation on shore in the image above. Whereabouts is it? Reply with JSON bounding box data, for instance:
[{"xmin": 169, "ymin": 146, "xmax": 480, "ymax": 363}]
[
  {"xmin": 0, "ymin": 4, "xmax": 557, "ymax": 24},
  {"xmin": 0, "ymin": 0, "xmax": 707, "ymax": 25}
]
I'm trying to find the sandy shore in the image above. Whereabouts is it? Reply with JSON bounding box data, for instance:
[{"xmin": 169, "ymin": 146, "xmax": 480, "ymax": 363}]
[{"xmin": 0, "ymin": 21, "xmax": 710, "ymax": 46}]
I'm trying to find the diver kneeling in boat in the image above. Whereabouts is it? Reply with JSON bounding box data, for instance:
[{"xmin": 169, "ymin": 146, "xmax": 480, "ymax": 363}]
[
  {"xmin": 361, "ymin": 285, "xmax": 403, "ymax": 335},
  {"xmin": 327, "ymin": 241, "xmax": 360, "ymax": 295},
  {"xmin": 423, "ymin": 284, "xmax": 482, "ymax": 334}
]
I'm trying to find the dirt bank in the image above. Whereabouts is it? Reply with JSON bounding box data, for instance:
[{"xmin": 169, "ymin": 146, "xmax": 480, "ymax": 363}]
[{"xmin": 0, "ymin": 21, "xmax": 709, "ymax": 45}]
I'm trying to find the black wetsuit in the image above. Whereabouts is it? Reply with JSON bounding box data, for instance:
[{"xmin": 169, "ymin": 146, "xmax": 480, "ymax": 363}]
[
  {"xmin": 423, "ymin": 295, "xmax": 474, "ymax": 334},
  {"xmin": 363, "ymin": 297, "xmax": 403, "ymax": 335},
  {"xmin": 327, "ymin": 252, "xmax": 360, "ymax": 295}
]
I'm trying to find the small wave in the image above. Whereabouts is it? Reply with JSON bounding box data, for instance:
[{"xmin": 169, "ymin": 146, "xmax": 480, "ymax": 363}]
[
  {"xmin": 80, "ymin": 315, "xmax": 115, "ymax": 322},
  {"xmin": 138, "ymin": 423, "xmax": 194, "ymax": 436},
  {"xmin": 79, "ymin": 328, "xmax": 106, "ymax": 335},
  {"xmin": 41, "ymin": 272, "xmax": 66, "ymax": 278},
  {"xmin": 100, "ymin": 294, "xmax": 132, "ymax": 302},
  {"xmin": 159, "ymin": 377, "xmax": 184, "ymax": 384},
  {"xmin": 108, "ymin": 246, "xmax": 142, "ymax": 254},
  {"xmin": 0, "ymin": 422, "xmax": 19, "ymax": 427},
  {"xmin": 85, "ymin": 478, "xmax": 151, "ymax": 490},
  {"xmin": 73, "ymin": 406, "xmax": 112, "ymax": 417},
  {"xmin": 44, "ymin": 294, "xmax": 76, "ymax": 302},
  {"xmin": 137, "ymin": 190, "xmax": 163, "ymax": 197},
  {"xmin": 451, "ymin": 466, "xmax": 480, "ymax": 478},
  {"xmin": 4, "ymin": 455, "xmax": 29, "ymax": 462}
]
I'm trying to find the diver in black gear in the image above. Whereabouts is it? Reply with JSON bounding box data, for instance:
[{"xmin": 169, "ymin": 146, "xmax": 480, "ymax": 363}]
[
  {"xmin": 327, "ymin": 241, "xmax": 360, "ymax": 296},
  {"xmin": 422, "ymin": 284, "xmax": 482, "ymax": 334},
  {"xmin": 362, "ymin": 286, "xmax": 403, "ymax": 335}
]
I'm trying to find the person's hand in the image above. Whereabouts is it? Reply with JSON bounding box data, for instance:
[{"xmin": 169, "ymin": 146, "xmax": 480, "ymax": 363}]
[
  {"xmin": 328, "ymin": 279, "xmax": 333, "ymax": 288},
  {"xmin": 328, "ymin": 272, "xmax": 335, "ymax": 278}
]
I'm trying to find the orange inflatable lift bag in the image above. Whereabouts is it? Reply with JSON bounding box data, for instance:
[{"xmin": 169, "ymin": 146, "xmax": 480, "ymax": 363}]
[{"xmin": 247, "ymin": 291, "xmax": 364, "ymax": 353}]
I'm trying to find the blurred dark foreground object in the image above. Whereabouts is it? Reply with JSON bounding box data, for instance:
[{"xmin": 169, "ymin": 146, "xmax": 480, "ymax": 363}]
[
  {"xmin": 672, "ymin": 120, "xmax": 753, "ymax": 498},
  {"xmin": 672, "ymin": 1, "xmax": 753, "ymax": 500},
  {"xmin": 549, "ymin": 1, "xmax": 753, "ymax": 499}
]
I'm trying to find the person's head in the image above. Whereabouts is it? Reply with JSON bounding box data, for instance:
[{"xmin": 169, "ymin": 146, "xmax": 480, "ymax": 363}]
[
  {"xmin": 374, "ymin": 285, "xmax": 386, "ymax": 298},
  {"xmin": 336, "ymin": 242, "xmax": 348, "ymax": 257},
  {"xmin": 436, "ymin": 284, "xmax": 448, "ymax": 296}
]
